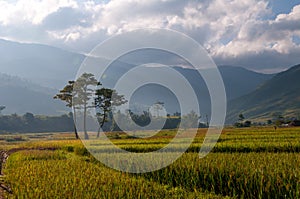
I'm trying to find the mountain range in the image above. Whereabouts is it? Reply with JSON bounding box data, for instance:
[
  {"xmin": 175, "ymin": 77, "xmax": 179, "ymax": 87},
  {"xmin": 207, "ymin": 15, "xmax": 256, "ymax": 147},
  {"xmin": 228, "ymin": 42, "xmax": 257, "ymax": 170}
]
[
  {"xmin": 0, "ymin": 38, "xmax": 299, "ymax": 124},
  {"xmin": 0, "ymin": 39, "xmax": 84, "ymax": 89}
]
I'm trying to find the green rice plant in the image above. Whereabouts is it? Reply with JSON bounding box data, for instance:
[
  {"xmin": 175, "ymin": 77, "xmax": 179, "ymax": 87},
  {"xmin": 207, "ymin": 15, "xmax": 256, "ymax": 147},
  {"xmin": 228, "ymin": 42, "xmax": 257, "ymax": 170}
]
[
  {"xmin": 1, "ymin": 127, "xmax": 300, "ymax": 198},
  {"xmin": 3, "ymin": 150, "xmax": 226, "ymax": 199},
  {"xmin": 139, "ymin": 152, "xmax": 300, "ymax": 199}
]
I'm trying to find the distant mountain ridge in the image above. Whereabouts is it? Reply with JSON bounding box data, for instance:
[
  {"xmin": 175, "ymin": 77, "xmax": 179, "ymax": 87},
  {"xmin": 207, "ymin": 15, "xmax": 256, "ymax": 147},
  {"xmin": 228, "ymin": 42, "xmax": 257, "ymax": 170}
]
[
  {"xmin": 100, "ymin": 61, "xmax": 274, "ymax": 118},
  {"xmin": 0, "ymin": 39, "xmax": 84, "ymax": 89},
  {"xmin": 0, "ymin": 38, "xmax": 276, "ymax": 116},
  {"xmin": 217, "ymin": 65, "xmax": 274, "ymax": 100},
  {"xmin": 227, "ymin": 64, "xmax": 300, "ymax": 123}
]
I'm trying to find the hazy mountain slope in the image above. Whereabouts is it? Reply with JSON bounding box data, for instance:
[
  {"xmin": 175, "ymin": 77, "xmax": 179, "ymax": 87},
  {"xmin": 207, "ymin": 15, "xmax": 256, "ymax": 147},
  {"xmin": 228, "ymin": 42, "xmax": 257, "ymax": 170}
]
[
  {"xmin": 0, "ymin": 39, "xmax": 84, "ymax": 89},
  {"xmin": 0, "ymin": 73, "xmax": 68, "ymax": 115},
  {"xmin": 218, "ymin": 65, "xmax": 274, "ymax": 100},
  {"xmin": 100, "ymin": 61, "xmax": 273, "ymax": 117},
  {"xmin": 0, "ymin": 39, "xmax": 274, "ymax": 116},
  {"xmin": 227, "ymin": 64, "xmax": 300, "ymax": 123},
  {"xmin": 0, "ymin": 39, "xmax": 273, "ymax": 95}
]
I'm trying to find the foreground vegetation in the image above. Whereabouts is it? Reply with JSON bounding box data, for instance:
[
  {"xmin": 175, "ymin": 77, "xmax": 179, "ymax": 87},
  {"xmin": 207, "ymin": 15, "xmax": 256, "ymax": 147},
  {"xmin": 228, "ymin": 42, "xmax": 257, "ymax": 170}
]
[{"xmin": 1, "ymin": 127, "xmax": 300, "ymax": 198}]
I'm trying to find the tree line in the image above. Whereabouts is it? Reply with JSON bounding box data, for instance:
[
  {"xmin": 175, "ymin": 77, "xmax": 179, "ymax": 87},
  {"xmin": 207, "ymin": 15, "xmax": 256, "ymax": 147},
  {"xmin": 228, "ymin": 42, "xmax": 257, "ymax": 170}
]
[
  {"xmin": 0, "ymin": 111, "xmax": 207, "ymax": 135},
  {"xmin": 98, "ymin": 110, "xmax": 207, "ymax": 133},
  {"xmin": 0, "ymin": 112, "xmax": 74, "ymax": 133}
]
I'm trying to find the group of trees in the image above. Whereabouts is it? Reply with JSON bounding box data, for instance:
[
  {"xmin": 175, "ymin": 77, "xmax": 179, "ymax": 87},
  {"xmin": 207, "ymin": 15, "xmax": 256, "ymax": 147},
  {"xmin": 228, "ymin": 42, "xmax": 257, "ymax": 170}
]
[
  {"xmin": 103, "ymin": 110, "xmax": 204, "ymax": 132},
  {"xmin": 0, "ymin": 111, "xmax": 206, "ymax": 135},
  {"xmin": 105, "ymin": 110, "xmax": 207, "ymax": 132},
  {"xmin": 54, "ymin": 73, "xmax": 127, "ymax": 139},
  {"xmin": 234, "ymin": 113, "xmax": 252, "ymax": 128},
  {"xmin": 234, "ymin": 112, "xmax": 300, "ymax": 128},
  {"xmin": 267, "ymin": 112, "xmax": 299, "ymax": 127},
  {"xmin": 0, "ymin": 112, "xmax": 74, "ymax": 133},
  {"xmin": 54, "ymin": 73, "xmax": 208, "ymax": 139}
]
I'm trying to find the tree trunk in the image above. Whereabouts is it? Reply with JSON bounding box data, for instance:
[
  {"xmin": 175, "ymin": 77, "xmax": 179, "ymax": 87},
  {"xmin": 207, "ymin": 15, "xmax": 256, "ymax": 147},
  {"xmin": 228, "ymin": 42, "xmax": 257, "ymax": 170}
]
[
  {"xmin": 83, "ymin": 103, "xmax": 89, "ymax": 139},
  {"xmin": 97, "ymin": 113, "xmax": 106, "ymax": 138},
  {"xmin": 74, "ymin": 123, "xmax": 79, "ymax": 139},
  {"xmin": 96, "ymin": 126, "xmax": 101, "ymax": 138},
  {"xmin": 72, "ymin": 107, "xmax": 79, "ymax": 139}
]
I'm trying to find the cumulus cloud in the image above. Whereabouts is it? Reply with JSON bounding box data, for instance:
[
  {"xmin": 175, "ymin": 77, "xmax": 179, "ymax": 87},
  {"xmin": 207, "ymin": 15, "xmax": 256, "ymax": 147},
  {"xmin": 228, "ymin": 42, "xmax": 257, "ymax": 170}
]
[
  {"xmin": 0, "ymin": 0, "xmax": 78, "ymax": 25},
  {"xmin": 0, "ymin": 0, "xmax": 299, "ymax": 72},
  {"xmin": 211, "ymin": 3, "xmax": 300, "ymax": 70}
]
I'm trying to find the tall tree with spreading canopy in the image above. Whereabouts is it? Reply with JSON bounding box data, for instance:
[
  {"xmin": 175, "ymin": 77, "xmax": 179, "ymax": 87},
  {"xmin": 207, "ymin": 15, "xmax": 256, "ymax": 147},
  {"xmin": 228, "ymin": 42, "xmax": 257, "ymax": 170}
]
[
  {"xmin": 55, "ymin": 73, "xmax": 127, "ymax": 139},
  {"xmin": 94, "ymin": 88, "xmax": 127, "ymax": 137},
  {"xmin": 54, "ymin": 81, "xmax": 79, "ymax": 139},
  {"xmin": 73, "ymin": 73, "xmax": 100, "ymax": 139}
]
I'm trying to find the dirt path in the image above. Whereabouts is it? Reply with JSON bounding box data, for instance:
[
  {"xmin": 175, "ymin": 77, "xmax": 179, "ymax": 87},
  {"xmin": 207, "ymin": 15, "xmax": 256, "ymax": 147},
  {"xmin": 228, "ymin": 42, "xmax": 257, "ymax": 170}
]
[{"xmin": 0, "ymin": 150, "xmax": 12, "ymax": 198}]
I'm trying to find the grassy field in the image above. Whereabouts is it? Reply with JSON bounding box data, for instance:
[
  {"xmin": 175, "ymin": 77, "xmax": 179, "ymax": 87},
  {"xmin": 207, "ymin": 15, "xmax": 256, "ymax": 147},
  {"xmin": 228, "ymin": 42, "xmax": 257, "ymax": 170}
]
[{"xmin": 0, "ymin": 127, "xmax": 300, "ymax": 198}]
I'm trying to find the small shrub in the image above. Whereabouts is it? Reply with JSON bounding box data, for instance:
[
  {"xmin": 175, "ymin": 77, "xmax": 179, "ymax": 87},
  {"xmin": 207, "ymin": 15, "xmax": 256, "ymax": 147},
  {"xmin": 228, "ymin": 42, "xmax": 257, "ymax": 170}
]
[
  {"xmin": 74, "ymin": 147, "xmax": 90, "ymax": 156},
  {"xmin": 63, "ymin": 145, "xmax": 74, "ymax": 152}
]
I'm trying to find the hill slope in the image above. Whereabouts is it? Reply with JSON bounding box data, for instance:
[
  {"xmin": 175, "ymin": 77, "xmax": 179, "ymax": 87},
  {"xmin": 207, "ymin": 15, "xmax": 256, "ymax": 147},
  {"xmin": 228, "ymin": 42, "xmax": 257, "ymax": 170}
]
[
  {"xmin": 0, "ymin": 39, "xmax": 84, "ymax": 89},
  {"xmin": 227, "ymin": 64, "xmax": 300, "ymax": 123},
  {"xmin": 218, "ymin": 65, "xmax": 274, "ymax": 100},
  {"xmin": 0, "ymin": 73, "xmax": 68, "ymax": 115}
]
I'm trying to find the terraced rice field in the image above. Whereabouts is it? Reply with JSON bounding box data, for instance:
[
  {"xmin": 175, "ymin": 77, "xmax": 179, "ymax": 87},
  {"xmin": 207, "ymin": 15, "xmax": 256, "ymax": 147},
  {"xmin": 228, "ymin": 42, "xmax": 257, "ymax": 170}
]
[{"xmin": 0, "ymin": 127, "xmax": 299, "ymax": 198}]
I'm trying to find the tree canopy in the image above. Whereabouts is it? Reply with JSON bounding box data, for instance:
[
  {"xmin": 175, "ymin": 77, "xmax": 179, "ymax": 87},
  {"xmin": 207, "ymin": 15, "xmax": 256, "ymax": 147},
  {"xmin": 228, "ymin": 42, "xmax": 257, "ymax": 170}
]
[{"xmin": 55, "ymin": 73, "xmax": 127, "ymax": 139}]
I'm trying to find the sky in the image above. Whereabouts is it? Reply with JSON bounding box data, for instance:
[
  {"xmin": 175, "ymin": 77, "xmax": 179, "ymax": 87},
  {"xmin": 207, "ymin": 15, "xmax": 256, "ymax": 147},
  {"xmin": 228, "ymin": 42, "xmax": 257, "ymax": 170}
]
[{"xmin": 0, "ymin": 0, "xmax": 300, "ymax": 73}]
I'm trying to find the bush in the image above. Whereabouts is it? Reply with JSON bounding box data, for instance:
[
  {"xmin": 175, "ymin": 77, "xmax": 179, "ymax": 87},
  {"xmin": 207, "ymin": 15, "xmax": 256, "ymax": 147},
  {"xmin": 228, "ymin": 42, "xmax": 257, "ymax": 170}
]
[
  {"xmin": 63, "ymin": 145, "xmax": 74, "ymax": 152},
  {"xmin": 74, "ymin": 147, "xmax": 90, "ymax": 156}
]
